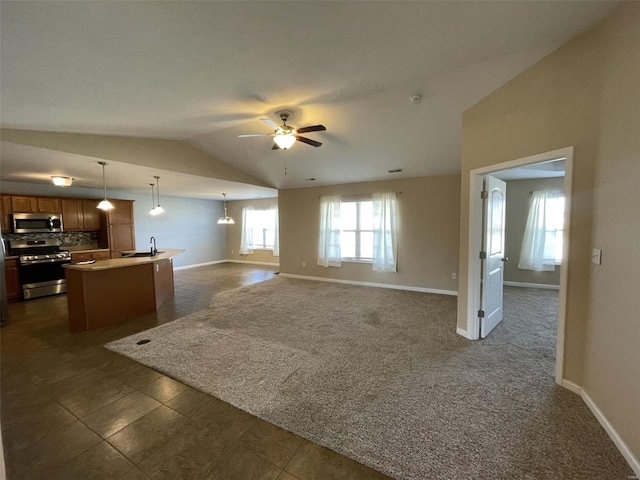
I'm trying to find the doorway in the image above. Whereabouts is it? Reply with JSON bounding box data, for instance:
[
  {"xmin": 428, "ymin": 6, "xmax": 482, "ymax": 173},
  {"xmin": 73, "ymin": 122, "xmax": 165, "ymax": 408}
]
[{"xmin": 463, "ymin": 147, "xmax": 573, "ymax": 386}]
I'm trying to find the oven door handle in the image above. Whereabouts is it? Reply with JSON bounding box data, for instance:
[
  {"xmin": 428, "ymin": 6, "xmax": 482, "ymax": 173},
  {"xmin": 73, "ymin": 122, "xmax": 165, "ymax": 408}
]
[{"xmin": 21, "ymin": 258, "xmax": 71, "ymax": 266}]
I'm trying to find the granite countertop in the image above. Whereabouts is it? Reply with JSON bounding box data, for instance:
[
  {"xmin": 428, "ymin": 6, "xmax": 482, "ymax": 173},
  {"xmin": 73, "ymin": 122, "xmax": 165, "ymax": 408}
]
[{"xmin": 63, "ymin": 248, "xmax": 184, "ymax": 271}]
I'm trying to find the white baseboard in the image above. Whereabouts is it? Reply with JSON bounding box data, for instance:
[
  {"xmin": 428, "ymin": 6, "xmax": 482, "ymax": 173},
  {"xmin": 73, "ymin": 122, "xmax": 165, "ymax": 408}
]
[
  {"xmin": 504, "ymin": 281, "xmax": 560, "ymax": 290},
  {"xmin": 561, "ymin": 380, "xmax": 639, "ymax": 476},
  {"xmin": 174, "ymin": 259, "xmax": 227, "ymax": 270},
  {"xmin": 226, "ymin": 259, "xmax": 280, "ymax": 267},
  {"xmin": 279, "ymin": 273, "xmax": 457, "ymax": 296}
]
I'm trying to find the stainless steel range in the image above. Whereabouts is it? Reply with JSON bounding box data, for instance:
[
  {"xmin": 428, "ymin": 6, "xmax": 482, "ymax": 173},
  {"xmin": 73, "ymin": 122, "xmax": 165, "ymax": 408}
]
[{"xmin": 9, "ymin": 239, "xmax": 71, "ymax": 299}]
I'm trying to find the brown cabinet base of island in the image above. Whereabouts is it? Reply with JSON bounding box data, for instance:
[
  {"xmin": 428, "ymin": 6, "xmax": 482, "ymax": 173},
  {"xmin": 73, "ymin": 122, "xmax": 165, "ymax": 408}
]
[{"xmin": 65, "ymin": 258, "xmax": 176, "ymax": 332}]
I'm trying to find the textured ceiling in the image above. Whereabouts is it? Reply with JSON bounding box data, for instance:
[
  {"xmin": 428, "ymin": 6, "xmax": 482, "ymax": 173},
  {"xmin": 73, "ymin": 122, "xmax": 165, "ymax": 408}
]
[{"xmin": 0, "ymin": 1, "xmax": 617, "ymax": 196}]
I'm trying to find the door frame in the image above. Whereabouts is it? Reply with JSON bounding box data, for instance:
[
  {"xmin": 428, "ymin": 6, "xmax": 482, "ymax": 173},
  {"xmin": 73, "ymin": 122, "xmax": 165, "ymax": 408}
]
[{"xmin": 463, "ymin": 146, "xmax": 573, "ymax": 386}]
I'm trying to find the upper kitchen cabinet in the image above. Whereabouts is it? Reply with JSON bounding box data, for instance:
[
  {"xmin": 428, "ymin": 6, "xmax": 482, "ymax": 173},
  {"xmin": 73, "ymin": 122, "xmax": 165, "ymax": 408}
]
[
  {"xmin": 9, "ymin": 195, "xmax": 61, "ymax": 214},
  {"xmin": 37, "ymin": 197, "xmax": 61, "ymax": 213},
  {"xmin": 10, "ymin": 196, "xmax": 37, "ymax": 213},
  {"xmin": 61, "ymin": 199, "xmax": 102, "ymax": 231},
  {"xmin": 1, "ymin": 196, "xmax": 11, "ymax": 233}
]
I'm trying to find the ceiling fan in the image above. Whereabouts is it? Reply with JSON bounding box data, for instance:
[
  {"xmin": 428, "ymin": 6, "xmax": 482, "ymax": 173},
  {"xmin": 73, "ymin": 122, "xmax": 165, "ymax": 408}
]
[{"xmin": 238, "ymin": 112, "xmax": 326, "ymax": 150}]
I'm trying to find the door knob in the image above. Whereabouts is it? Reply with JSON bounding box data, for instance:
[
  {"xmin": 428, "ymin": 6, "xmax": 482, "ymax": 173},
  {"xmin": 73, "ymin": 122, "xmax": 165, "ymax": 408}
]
[{"xmin": 501, "ymin": 257, "xmax": 509, "ymax": 262}]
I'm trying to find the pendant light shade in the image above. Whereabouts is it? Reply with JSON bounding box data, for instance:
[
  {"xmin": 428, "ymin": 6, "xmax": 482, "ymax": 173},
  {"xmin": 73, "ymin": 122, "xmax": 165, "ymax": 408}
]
[
  {"xmin": 96, "ymin": 162, "xmax": 114, "ymax": 210},
  {"xmin": 217, "ymin": 193, "xmax": 234, "ymax": 224},
  {"xmin": 150, "ymin": 176, "xmax": 165, "ymax": 215},
  {"xmin": 149, "ymin": 183, "xmax": 160, "ymax": 216}
]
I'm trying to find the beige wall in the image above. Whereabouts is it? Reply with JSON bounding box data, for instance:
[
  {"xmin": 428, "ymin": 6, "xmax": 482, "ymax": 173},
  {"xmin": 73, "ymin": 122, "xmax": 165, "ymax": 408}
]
[
  {"xmin": 504, "ymin": 177, "xmax": 564, "ymax": 286},
  {"xmin": 583, "ymin": 2, "xmax": 640, "ymax": 462},
  {"xmin": 279, "ymin": 175, "xmax": 460, "ymax": 293},
  {"xmin": 458, "ymin": 2, "xmax": 639, "ymax": 463},
  {"xmin": 225, "ymin": 197, "xmax": 280, "ymax": 264}
]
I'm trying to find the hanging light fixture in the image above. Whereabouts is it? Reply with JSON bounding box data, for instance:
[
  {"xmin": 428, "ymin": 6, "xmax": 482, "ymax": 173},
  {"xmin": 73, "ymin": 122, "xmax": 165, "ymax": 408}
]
[
  {"xmin": 217, "ymin": 193, "xmax": 234, "ymax": 224},
  {"xmin": 148, "ymin": 183, "xmax": 159, "ymax": 216},
  {"xmin": 96, "ymin": 162, "xmax": 114, "ymax": 210},
  {"xmin": 150, "ymin": 176, "xmax": 165, "ymax": 215},
  {"xmin": 51, "ymin": 176, "xmax": 73, "ymax": 187}
]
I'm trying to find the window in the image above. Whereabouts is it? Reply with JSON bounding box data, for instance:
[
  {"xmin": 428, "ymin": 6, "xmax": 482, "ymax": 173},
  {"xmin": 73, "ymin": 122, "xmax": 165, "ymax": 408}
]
[
  {"xmin": 317, "ymin": 193, "xmax": 397, "ymax": 272},
  {"xmin": 239, "ymin": 208, "xmax": 278, "ymax": 255},
  {"xmin": 518, "ymin": 191, "xmax": 564, "ymax": 271},
  {"xmin": 340, "ymin": 199, "xmax": 373, "ymax": 261},
  {"xmin": 543, "ymin": 195, "xmax": 564, "ymax": 264}
]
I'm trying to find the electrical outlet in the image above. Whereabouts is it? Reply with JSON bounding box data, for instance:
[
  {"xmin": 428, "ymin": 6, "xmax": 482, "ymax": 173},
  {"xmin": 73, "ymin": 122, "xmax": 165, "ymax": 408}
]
[
  {"xmin": 232, "ymin": 249, "xmax": 234, "ymax": 254},
  {"xmin": 451, "ymin": 273, "xmax": 457, "ymax": 280},
  {"xmin": 302, "ymin": 261, "xmax": 306, "ymax": 267}
]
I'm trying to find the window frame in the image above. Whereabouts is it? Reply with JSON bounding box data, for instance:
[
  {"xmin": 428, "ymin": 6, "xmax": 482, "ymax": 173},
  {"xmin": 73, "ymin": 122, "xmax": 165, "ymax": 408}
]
[
  {"xmin": 340, "ymin": 197, "xmax": 373, "ymax": 263},
  {"xmin": 247, "ymin": 208, "xmax": 277, "ymax": 251}
]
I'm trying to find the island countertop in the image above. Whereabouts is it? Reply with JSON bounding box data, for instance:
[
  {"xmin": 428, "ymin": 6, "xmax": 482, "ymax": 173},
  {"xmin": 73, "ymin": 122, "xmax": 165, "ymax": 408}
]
[{"xmin": 63, "ymin": 248, "xmax": 184, "ymax": 271}]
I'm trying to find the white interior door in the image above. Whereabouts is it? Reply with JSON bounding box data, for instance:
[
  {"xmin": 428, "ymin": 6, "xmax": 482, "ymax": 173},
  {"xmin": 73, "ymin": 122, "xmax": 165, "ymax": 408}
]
[{"xmin": 480, "ymin": 175, "xmax": 507, "ymax": 338}]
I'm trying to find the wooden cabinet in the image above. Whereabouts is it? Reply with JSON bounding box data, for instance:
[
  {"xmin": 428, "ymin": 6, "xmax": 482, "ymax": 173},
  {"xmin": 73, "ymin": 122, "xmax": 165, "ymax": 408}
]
[
  {"xmin": 105, "ymin": 200, "xmax": 135, "ymax": 257},
  {"xmin": 10, "ymin": 196, "xmax": 37, "ymax": 213},
  {"xmin": 37, "ymin": 197, "xmax": 61, "ymax": 213},
  {"xmin": 1, "ymin": 196, "xmax": 11, "ymax": 233},
  {"xmin": 61, "ymin": 199, "xmax": 102, "ymax": 231},
  {"xmin": 4, "ymin": 258, "xmax": 21, "ymax": 301},
  {"xmin": 70, "ymin": 250, "xmax": 110, "ymax": 262}
]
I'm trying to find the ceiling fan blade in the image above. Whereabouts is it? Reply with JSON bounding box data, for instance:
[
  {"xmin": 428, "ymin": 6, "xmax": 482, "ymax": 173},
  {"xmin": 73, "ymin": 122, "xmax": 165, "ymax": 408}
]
[
  {"xmin": 296, "ymin": 124, "xmax": 326, "ymax": 134},
  {"xmin": 260, "ymin": 117, "xmax": 279, "ymax": 129},
  {"xmin": 296, "ymin": 136, "xmax": 322, "ymax": 147},
  {"xmin": 271, "ymin": 143, "xmax": 280, "ymax": 150},
  {"xmin": 238, "ymin": 134, "xmax": 270, "ymax": 138}
]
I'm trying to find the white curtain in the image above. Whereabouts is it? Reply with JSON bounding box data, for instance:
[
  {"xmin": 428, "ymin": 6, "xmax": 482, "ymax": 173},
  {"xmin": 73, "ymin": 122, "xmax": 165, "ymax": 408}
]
[
  {"xmin": 239, "ymin": 207, "xmax": 254, "ymax": 255},
  {"xmin": 272, "ymin": 207, "xmax": 279, "ymax": 257},
  {"xmin": 372, "ymin": 192, "xmax": 398, "ymax": 273},
  {"xmin": 317, "ymin": 195, "xmax": 341, "ymax": 267},
  {"xmin": 518, "ymin": 191, "xmax": 559, "ymax": 271}
]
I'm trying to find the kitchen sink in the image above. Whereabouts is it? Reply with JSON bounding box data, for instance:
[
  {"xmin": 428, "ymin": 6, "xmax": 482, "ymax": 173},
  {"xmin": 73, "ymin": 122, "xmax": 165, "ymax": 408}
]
[{"xmin": 121, "ymin": 251, "xmax": 164, "ymax": 258}]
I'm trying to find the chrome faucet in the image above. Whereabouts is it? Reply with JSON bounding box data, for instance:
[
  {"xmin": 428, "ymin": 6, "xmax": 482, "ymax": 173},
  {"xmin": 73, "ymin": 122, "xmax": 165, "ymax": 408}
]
[{"xmin": 150, "ymin": 236, "xmax": 157, "ymax": 256}]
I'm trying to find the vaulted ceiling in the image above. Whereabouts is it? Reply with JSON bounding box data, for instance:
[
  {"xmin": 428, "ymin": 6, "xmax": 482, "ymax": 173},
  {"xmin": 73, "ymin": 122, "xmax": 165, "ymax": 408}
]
[{"xmin": 0, "ymin": 1, "xmax": 617, "ymax": 198}]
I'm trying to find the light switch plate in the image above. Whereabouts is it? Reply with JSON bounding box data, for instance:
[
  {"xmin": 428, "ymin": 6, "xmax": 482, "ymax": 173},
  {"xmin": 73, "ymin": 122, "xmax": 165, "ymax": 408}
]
[{"xmin": 592, "ymin": 248, "xmax": 602, "ymax": 265}]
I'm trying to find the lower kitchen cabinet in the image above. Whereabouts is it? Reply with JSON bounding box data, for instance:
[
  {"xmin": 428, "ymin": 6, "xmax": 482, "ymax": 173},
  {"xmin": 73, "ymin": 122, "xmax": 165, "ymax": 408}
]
[{"xmin": 4, "ymin": 258, "xmax": 21, "ymax": 301}]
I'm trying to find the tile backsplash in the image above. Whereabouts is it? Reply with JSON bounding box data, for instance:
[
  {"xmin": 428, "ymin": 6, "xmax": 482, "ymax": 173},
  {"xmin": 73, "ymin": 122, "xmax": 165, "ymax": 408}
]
[{"xmin": 3, "ymin": 231, "xmax": 98, "ymax": 250}]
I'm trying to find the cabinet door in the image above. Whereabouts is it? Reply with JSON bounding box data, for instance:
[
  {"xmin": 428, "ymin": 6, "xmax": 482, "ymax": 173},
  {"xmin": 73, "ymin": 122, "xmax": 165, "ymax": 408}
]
[
  {"xmin": 4, "ymin": 259, "xmax": 21, "ymax": 301},
  {"xmin": 37, "ymin": 197, "xmax": 61, "ymax": 213},
  {"xmin": 0, "ymin": 196, "xmax": 11, "ymax": 233},
  {"xmin": 11, "ymin": 196, "xmax": 37, "ymax": 213},
  {"xmin": 109, "ymin": 225, "xmax": 136, "ymax": 253},
  {"xmin": 61, "ymin": 199, "xmax": 82, "ymax": 230},
  {"xmin": 82, "ymin": 200, "xmax": 101, "ymax": 230},
  {"xmin": 108, "ymin": 200, "xmax": 134, "ymax": 225}
]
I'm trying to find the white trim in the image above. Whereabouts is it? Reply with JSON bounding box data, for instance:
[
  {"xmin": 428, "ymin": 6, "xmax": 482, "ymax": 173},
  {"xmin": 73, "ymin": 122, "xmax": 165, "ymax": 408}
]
[
  {"xmin": 503, "ymin": 281, "xmax": 560, "ymax": 290},
  {"xmin": 581, "ymin": 390, "xmax": 640, "ymax": 476},
  {"xmin": 279, "ymin": 273, "xmax": 458, "ymax": 296},
  {"xmin": 456, "ymin": 327, "xmax": 474, "ymax": 340},
  {"xmin": 174, "ymin": 260, "xmax": 227, "ymax": 271},
  {"xmin": 226, "ymin": 259, "xmax": 280, "ymax": 267},
  {"xmin": 561, "ymin": 382, "xmax": 640, "ymax": 476},
  {"xmin": 561, "ymin": 379, "xmax": 582, "ymax": 395},
  {"xmin": 463, "ymin": 146, "xmax": 574, "ymax": 387}
]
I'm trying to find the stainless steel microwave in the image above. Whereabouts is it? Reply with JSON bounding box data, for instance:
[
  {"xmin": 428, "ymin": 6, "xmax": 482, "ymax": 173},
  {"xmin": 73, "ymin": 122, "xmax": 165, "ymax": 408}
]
[{"xmin": 12, "ymin": 213, "xmax": 64, "ymax": 233}]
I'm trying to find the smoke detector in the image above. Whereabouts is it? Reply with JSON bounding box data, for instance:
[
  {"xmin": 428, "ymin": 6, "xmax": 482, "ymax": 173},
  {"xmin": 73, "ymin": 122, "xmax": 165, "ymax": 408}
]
[{"xmin": 409, "ymin": 94, "xmax": 422, "ymax": 105}]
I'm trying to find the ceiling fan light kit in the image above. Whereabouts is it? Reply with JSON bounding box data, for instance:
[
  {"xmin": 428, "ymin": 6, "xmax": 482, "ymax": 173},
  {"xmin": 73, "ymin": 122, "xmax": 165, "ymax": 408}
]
[{"xmin": 239, "ymin": 112, "xmax": 326, "ymax": 151}]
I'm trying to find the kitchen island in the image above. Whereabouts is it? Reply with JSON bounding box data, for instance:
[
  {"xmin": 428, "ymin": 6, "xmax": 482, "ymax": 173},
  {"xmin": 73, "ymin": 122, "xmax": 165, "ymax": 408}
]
[{"xmin": 63, "ymin": 249, "xmax": 184, "ymax": 331}]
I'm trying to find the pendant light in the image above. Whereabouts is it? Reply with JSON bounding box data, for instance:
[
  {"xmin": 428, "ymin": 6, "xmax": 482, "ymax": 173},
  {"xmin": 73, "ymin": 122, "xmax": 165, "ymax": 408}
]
[
  {"xmin": 96, "ymin": 162, "xmax": 114, "ymax": 210},
  {"xmin": 151, "ymin": 175, "xmax": 165, "ymax": 215},
  {"xmin": 149, "ymin": 183, "xmax": 159, "ymax": 216},
  {"xmin": 217, "ymin": 193, "xmax": 234, "ymax": 224}
]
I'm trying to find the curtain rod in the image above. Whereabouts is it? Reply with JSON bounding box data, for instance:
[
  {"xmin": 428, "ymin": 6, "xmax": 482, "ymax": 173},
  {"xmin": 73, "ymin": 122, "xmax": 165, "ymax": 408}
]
[{"xmin": 318, "ymin": 191, "xmax": 402, "ymax": 198}]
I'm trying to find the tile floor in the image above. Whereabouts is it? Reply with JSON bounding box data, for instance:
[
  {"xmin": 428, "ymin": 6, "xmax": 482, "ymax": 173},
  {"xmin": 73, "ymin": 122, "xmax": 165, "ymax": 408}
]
[{"xmin": 1, "ymin": 263, "xmax": 391, "ymax": 480}]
